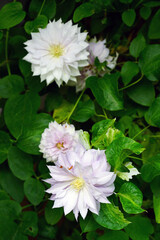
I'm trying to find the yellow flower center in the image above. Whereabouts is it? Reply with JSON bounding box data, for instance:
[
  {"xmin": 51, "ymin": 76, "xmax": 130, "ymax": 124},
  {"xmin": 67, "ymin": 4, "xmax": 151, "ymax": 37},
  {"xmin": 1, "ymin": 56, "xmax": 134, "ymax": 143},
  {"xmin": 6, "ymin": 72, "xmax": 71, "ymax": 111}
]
[
  {"xmin": 50, "ymin": 44, "xmax": 64, "ymax": 58},
  {"xmin": 71, "ymin": 177, "xmax": 85, "ymax": 191},
  {"xmin": 56, "ymin": 142, "xmax": 64, "ymax": 149}
]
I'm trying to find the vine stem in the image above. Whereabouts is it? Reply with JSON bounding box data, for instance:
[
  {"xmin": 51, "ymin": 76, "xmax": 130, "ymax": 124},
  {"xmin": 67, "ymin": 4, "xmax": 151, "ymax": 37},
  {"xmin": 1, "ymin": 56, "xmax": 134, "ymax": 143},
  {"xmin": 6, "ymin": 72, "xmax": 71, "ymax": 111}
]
[
  {"xmin": 119, "ymin": 74, "xmax": 144, "ymax": 91},
  {"xmin": 38, "ymin": 0, "xmax": 46, "ymax": 16},
  {"xmin": 66, "ymin": 88, "xmax": 85, "ymax": 123},
  {"xmin": 5, "ymin": 29, "xmax": 11, "ymax": 75}
]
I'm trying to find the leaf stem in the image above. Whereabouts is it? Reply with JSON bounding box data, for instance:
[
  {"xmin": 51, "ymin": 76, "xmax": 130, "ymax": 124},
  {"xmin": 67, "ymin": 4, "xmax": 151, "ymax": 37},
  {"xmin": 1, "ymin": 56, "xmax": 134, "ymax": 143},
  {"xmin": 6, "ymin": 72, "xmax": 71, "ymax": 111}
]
[
  {"xmin": 133, "ymin": 125, "xmax": 150, "ymax": 139},
  {"xmin": 66, "ymin": 88, "xmax": 85, "ymax": 123},
  {"xmin": 119, "ymin": 74, "xmax": 144, "ymax": 91},
  {"xmin": 5, "ymin": 29, "xmax": 11, "ymax": 75},
  {"xmin": 38, "ymin": 0, "xmax": 46, "ymax": 16}
]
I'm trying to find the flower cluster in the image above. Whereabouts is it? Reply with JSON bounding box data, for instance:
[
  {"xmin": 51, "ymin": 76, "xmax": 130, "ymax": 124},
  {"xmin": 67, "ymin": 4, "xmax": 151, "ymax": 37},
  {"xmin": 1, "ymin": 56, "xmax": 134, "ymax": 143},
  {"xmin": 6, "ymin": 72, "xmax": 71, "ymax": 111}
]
[{"xmin": 39, "ymin": 121, "xmax": 116, "ymax": 219}]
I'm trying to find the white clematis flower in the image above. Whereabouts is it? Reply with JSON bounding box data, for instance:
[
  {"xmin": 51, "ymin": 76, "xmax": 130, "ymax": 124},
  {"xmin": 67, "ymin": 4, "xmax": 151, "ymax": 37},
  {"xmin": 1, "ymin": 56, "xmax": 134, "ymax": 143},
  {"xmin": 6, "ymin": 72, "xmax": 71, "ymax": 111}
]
[
  {"xmin": 23, "ymin": 19, "xmax": 89, "ymax": 86},
  {"xmin": 45, "ymin": 149, "xmax": 116, "ymax": 220},
  {"xmin": 39, "ymin": 121, "xmax": 84, "ymax": 163}
]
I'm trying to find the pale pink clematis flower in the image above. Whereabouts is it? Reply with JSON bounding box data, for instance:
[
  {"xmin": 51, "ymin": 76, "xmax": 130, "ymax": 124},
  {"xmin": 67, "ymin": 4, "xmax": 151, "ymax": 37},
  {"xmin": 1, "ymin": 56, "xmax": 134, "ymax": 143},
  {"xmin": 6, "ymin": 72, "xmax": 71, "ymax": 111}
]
[
  {"xmin": 39, "ymin": 121, "xmax": 83, "ymax": 163},
  {"xmin": 45, "ymin": 149, "xmax": 116, "ymax": 220}
]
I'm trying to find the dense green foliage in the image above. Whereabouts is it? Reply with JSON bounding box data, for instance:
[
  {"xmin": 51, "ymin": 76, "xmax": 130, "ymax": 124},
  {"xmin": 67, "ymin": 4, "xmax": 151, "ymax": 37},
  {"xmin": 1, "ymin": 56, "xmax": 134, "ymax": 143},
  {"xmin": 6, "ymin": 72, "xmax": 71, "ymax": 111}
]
[{"xmin": 0, "ymin": 0, "xmax": 160, "ymax": 239}]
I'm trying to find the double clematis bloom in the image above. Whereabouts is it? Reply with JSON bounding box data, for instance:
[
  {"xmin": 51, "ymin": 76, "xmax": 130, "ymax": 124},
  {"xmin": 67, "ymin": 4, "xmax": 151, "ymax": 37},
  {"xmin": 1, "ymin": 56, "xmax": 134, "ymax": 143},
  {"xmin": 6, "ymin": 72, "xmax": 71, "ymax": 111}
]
[
  {"xmin": 24, "ymin": 19, "xmax": 89, "ymax": 86},
  {"xmin": 39, "ymin": 121, "xmax": 83, "ymax": 163},
  {"xmin": 45, "ymin": 149, "xmax": 116, "ymax": 220}
]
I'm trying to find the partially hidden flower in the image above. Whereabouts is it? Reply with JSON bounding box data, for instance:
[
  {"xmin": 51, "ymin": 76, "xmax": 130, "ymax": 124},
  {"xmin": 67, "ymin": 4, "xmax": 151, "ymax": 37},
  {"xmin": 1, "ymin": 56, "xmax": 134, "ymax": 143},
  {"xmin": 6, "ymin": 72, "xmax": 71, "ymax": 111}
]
[
  {"xmin": 117, "ymin": 162, "xmax": 140, "ymax": 181},
  {"xmin": 88, "ymin": 38, "xmax": 118, "ymax": 69},
  {"xmin": 24, "ymin": 19, "xmax": 89, "ymax": 86},
  {"xmin": 74, "ymin": 38, "xmax": 118, "ymax": 92},
  {"xmin": 45, "ymin": 149, "xmax": 116, "ymax": 220},
  {"xmin": 39, "ymin": 121, "xmax": 84, "ymax": 163}
]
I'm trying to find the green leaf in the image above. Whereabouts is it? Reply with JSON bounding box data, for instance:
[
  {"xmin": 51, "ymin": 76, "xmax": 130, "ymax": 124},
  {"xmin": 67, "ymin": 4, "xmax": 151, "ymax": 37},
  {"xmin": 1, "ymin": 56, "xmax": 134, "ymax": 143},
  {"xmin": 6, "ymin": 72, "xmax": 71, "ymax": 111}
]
[
  {"xmin": 71, "ymin": 99, "xmax": 95, "ymax": 122},
  {"xmin": 53, "ymin": 100, "xmax": 73, "ymax": 123},
  {"xmin": 0, "ymin": 2, "xmax": 26, "ymax": 29},
  {"xmin": 122, "ymin": 9, "xmax": 136, "ymax": 27},
  {"xmin": 25, "ymin": 76, "xmax": 46, "ymax": 93},
  {"xmin": 38, "ymin": 217, "xmax": 57, "ymax": 239},
  {"xmin": 0, "ymin": 75, "xmax": 24, "ymax": 98},
  {"xmin": 144, "ymin": 1, "xmax": 160, "ymax": 7},
  {"xmin": 78, "ymin": 130, "xmax": 91, "ymax": 150},
  {"xmin": 24, "ymin": 15, "xmax": 48, "ymax": 34},
  {"xmin": 148, "ymin": 9, "xmax": 160, "ymax": 39},
  {"xmin": 145, "ymin": 97, "xmax": 160, "ymax": 127},
  {"xmin": 80, "ymin": 214, "xmax": 100, "ymax": 233},
  {"xmin": 93, "ymin": 203, "xmax": 130, "ymax": 230},
  {"xmin": 0, "ymin": 166, "xmax": 24, "ymax": 202},
  {"xmin": 21, "ymin": 211, "xmax": 38, "ymax": 237},
  {"xmin": 126, "ymin": 80, "xmax": 155, "ymax": 107},
  {"xmin": 17, "ymin": 113, "xmax": 53, "ymax": 155},
  {"xmin": 0, "ymin": 200, "xmax": 21, "ymax": 219},
  {"xmin": 121, "ymin": 62, "xmax": 139, "ymax": 85},
  {"xmin": 118, "ymin": 182, "xmax": 144, "ymax": 214},
  {"xmin": 120, "ymin": 0, "xmax": 132, "ymax": 3},
  {"xmin": 56, "ymin": 0, "xmax": 75, "ymax": 22},
  {"xmin": 125, "ymin": 216, "xmax": 154, "ymax": 240},
  {"xmin": 29, "ymin": 0, "xmax": 56, "ymax": 19},
  {"xmin": 4, "ymin": 92, "xmax": 40, "ymax": 139},
  {"xmin": 86, "ymin": 73, "xmax": 123, "ymax": 111},
  {"xmin": 91, "ymin": 119, "xmax": 124, "ymax": 149},
  {"xmin": 24, "ymin": 178, "xmax": 45, "ymax": 206},
  {"xmin": 141, "ymin": 154, "xmax": 160, "ymax": 182},
  {"xmin": 129, "ymin": 33, "xmax": 146, "ymax": 58},
  {"xmin": 140, "ymin": 7, "xmax": 151, "ymax": 20},
  {"xmin": 45, "ymin": 201, "xmax": 63, "ymax": 225},
  {"xmin": 19, "ymin": 60, "xmax": 31, "ymax": 78},
  {"xmin": 98, "ymin": 230, "xmax": 129, "ymax": 240},
  {"xmin": 106, "ymin": 137, "xmax": 144, "ymax": 170},
  {"xmin": 45, "ymin": 92, "xmax": 63, "ymax": 112},
  {"xmin": 0, "ymin": 131, "xmax": 11, "ymax": 164},
  {"xmin": 139, "ymin": 44, "xmax": 160, "ymax": 81},
  {"xmin": 0, "ymin": 190, "xmax": 10, "ymax": 200},
  {"xmin": 8, "ymin": 146, "xmax": 34, "ymax": 180},
  {"xmin": 150, "ymin": 176, "xmax": 160, "ymax": 223},
  {"xmin": 91, "ymin": 119, "xmax": 115, "ymax": 148},
  {"xmin": 0, "ymin": 200, "xmax": 22, "ymax": 240},
  {"xmin": 73, "ymin": 3, "xmax": 95, "ymax": 23}
]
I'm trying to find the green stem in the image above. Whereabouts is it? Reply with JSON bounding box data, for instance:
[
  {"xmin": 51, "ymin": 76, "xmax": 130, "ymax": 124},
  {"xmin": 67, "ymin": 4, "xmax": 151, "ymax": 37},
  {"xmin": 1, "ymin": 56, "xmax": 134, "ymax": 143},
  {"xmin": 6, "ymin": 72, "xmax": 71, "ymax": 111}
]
[
  {"xmin": 5, "ymin": 29, "xmax": 11, "ymax": 75},
  {"xmin": 66, "ymin": 88, "xmax": 85, "ymax": 123},
  {"xmin": 95, "ymin": 113, "xmax": 106, "ymax": 118},
  {"xmin": 150, "ymin": 135, "xmax": 160, "ymax": 138},
  {"xmin": 38, "ymin": 0, "xmax": 46, "ymax": 16},
  {"xmin": 119, "ymin": 74, "xmax": 143, "ymax": 91},
  {"xmin": 22, "ymin": 203, "xmax": 33, "ymax": 210},
  {"xmin": 129, "ymin": 156, "xmax": 143, "ymax": 161},
  {"xmin": 102, "ymin": 108, "xmax": 107, "ymax": 119},
  {"xmin": 133, "ymin": 125, "xmax": 150, "ymax": 140}
]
